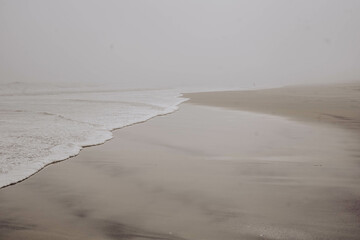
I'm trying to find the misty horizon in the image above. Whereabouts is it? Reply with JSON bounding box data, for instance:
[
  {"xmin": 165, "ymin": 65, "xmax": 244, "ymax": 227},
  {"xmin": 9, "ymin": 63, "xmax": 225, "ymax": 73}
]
[{"xmin": 1, "ymin": 0, "xmax": 359, "ymax": 90}]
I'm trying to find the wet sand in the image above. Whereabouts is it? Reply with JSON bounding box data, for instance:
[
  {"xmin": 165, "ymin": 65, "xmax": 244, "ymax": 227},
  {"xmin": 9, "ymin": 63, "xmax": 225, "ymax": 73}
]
[{"xmin": 1, "ymin": 84, "xmax": 360, "ymax": 239}]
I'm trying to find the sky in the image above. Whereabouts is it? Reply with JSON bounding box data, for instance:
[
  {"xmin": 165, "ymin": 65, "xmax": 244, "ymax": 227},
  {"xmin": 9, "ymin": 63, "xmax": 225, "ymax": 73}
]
[{"xmin": 1, "ymin": 0, "xmax": 360, "ymax": 89}]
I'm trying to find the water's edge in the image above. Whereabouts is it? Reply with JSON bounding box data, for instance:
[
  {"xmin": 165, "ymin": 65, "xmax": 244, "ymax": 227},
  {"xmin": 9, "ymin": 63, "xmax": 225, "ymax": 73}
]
[{"xmin": 0, "ymin": 95, "xmax": 188, "ymax": 190}]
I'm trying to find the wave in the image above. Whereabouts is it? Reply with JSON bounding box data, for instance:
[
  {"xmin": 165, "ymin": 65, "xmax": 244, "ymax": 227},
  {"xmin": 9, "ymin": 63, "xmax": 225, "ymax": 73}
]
[{"xmin": 0, "ymin": 88, "xmax": 187, "ymax": 188}]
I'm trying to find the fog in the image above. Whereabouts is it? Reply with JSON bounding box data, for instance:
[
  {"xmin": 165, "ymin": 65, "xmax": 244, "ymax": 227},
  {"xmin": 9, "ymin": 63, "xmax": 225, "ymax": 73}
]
[{"xmin": 1, "ymin": 0, "xmax": 359, "ymax": 89}]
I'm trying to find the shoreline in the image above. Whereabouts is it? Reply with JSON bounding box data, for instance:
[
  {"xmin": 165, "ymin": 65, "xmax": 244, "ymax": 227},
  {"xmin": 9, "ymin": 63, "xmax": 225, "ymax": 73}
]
[
  {"xmin": 0, "ymin": 99, "xmax": 188, "ymax": 190},
  {"xmin": 2, "ymin": 82, "xmax": 358, "ymax": 190},
  {"xmin": 0, "ymin": 83, "xmax": 360, "ymax": 239}
]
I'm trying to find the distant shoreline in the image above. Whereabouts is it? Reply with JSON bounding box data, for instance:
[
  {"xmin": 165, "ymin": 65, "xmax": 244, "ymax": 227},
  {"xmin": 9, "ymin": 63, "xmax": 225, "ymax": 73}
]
[{"xmin": 184, "ymin": 82, "xmax": 360, "ymax": 135}]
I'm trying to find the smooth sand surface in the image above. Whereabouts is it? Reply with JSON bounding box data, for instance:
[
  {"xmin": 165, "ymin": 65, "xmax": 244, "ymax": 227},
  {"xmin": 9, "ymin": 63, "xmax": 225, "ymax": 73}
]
[
  {"xmin": 1, "ymin": 84, "xmax": 360, "ymax": 239},
  {"xmin": 185, "ymin": 82, "xmax": 360, "ymax": 133}
]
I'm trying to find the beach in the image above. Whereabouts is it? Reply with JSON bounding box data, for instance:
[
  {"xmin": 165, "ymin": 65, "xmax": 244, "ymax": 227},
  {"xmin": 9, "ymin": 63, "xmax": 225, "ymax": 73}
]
[
  {"xmin": 186, "ymin": 83, "xmax": 360, "ymax": 133},
  {"xmin": 0, "ymin": 83, "xmax": 360, "ymax": 240}
]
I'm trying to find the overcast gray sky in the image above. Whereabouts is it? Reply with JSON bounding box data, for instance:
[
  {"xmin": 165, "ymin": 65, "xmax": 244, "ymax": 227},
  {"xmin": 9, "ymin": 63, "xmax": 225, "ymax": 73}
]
[{"xmin": 1, "ymin": 0, "xmax": 359, "ymax": 89}]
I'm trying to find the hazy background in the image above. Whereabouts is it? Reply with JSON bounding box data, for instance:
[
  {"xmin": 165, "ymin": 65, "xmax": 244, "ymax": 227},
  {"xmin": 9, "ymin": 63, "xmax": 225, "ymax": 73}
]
[{"xmin": 1, "ymin": 0, "xmax": 360, "ymax": 89}]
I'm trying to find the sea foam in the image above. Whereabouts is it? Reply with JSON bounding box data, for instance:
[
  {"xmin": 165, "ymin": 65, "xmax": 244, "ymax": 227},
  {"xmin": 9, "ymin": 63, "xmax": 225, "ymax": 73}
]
[{"xmin": 0, "ymin": 85, "xmax": 187, "ymax": 188}]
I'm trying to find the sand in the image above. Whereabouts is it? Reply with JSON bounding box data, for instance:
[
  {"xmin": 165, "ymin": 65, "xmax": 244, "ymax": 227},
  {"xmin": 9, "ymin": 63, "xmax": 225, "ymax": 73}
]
[
  {"xmin": 185, "ymin": 82, "xmax": 360, "ymax": 133},
  {"xmin": 0, "ymin": 83, "xmax": 360, "ymax": 239}
]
